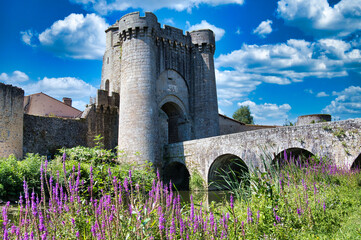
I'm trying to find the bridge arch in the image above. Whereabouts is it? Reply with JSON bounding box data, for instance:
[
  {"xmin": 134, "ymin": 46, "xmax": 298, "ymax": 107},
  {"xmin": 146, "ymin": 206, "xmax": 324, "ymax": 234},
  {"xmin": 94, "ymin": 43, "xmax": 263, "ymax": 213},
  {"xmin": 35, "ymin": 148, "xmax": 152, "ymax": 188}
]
[
  {"xmin": 208, "ymin": 154, "xmax": 249, "ymax": 191},
  {"xmin": 163, "ymin": 162, "xmax": 190, "ymax": 190},
  {"xmin": 273, "ymin": 148, "xmax": 315, "ymax": 167},
  {"xmin": 351, "ymin": 153, "xmax": 361, "ymax": 170}
]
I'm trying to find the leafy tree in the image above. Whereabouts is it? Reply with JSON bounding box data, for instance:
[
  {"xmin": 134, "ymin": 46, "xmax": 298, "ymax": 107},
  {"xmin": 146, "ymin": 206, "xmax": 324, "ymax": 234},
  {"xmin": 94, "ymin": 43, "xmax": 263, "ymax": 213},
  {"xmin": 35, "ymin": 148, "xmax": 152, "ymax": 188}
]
[
  {"xmin": 283, "ymin": 118, "xmax": 294, "ymax": 126},
  {"xmin": 232, "ymin": 106, "xmax": 254, "ymax": 124}
]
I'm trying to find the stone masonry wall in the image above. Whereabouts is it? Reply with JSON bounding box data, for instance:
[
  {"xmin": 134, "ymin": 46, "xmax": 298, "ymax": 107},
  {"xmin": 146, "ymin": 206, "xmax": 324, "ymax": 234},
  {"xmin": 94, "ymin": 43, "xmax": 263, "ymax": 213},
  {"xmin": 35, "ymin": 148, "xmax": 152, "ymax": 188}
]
[
  {"xmin": 23, "ymin": 114, "xmax": 87, "ymax": 157},
  {"xmin": 0, "ymin": 83, "xmax": 24, "ymax": 158},
  {"xmin": 166, "ymin": 118, "xmax": 361, "ymax": 186},
  {"xmin": 82, "ymin": 104, "xmax": 119, "ymax": 150}
]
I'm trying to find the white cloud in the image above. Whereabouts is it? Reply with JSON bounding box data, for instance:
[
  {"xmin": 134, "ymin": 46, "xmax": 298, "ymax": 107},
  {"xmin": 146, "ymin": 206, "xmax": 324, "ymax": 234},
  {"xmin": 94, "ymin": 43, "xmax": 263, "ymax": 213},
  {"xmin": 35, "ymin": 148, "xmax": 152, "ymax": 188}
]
[
  {"xmin": 218, "ymin": 108, "xmax": 225, "ymax": 115},
  {"xmin": 323, "ymin": 86, "xmax": 361, "ymax": 117},
  {"xmin": 24, "ymin": 77, "xmax": 97, "ymax": 99},
  {"xmin": 70, "ymin": 0, "xmax": 244, "ymax": 15},
  {"xmin": 216, "ymin": 38, "xmax": 360, "ymax": 83},
  {"xmin": 316, "ymin": 91, "xmax": 329, "ymax": 97},
  {"xmin": 237, "ymin": 100, "xmax": 291, "ymax": 125},
  {"xmin": 253, "ymin": 19, "xmax": 273, "ymax": 38},
  {"xmin": 187, "ymin": 20, "xmax": 225, "ymax": 41},
  {"xmin": 0, "ymin": 71, "xmax": 29, "ymax": 84},
  {"xmin": 235, "ymin": 28, "xmax": 242, "ymax": 35},
  {"xmin": 277, "ymin": 0, "xmax": 361, "ymax": 38},
  {"xmin": 20, "ymin": 30, "xmax": 35, "ymax": 46},
  {"xmin": 163, "ymin": 18, "xmax": 175, "ymax": 25},
  {"xmin": 218, "ymin": 99, "xmax": 233, "ymax": 107},
  {"xmin": 305, "ymin": 89, "xmax": 314, "ymax": 94},
  {"xmin": 23, "ymin": 13, "xmax": 108, "ymax": 60},
  {"xmin": 72, "ymin": 100, "xmax": 88, "ymax": 111},
  {"xmin": 215, "ymin": 37, "xmax": 361, "ymax": 107}
]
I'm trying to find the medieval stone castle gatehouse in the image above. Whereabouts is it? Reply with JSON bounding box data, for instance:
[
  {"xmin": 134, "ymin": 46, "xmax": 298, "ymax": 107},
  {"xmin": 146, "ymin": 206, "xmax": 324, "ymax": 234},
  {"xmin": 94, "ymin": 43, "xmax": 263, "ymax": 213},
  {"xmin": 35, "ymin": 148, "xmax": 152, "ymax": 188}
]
[
  {"xmin": 1, "ymin": 12, "xmax": 361, "ymax": 189},
  {"xmin": 101, "ymin": 12, "xmax": 220, "ymax": 168}
]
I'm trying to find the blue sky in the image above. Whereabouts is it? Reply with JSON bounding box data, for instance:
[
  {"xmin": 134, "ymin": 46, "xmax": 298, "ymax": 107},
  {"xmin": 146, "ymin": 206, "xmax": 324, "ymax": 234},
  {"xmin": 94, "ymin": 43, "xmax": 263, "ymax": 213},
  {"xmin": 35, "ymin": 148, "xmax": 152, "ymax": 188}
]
[{"xmin": 0, "ymin": 0, "xmax": 360, "ymax": 125}]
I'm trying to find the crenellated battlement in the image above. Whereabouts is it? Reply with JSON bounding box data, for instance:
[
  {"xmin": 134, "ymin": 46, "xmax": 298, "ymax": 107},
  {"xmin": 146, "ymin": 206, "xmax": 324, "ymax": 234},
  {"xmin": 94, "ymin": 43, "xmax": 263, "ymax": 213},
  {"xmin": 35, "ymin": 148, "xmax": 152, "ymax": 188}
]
[
  {"xmin": 118, "ymin": 12, "xmax": 159, "ymax": 38},
  {"xmin": 96, "ymin": 89, "xmax": 119, "ymax": 111},
  {"xmin": 190, "ymin": 29, "xmax": 215, "ymax": 47}
]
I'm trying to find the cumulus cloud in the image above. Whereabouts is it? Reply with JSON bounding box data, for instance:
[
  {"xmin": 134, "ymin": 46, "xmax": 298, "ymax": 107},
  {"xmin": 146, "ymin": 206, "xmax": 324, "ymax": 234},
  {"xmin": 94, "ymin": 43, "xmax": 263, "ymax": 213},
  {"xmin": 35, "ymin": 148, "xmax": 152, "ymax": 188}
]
[
  {"xmin": 0, "ymin": 71, "xmax": 96, "ymax": 111},
  {"xmin": 0, "ymin": 71, "xmax": 29, "ymax": 84},
  {"xmin": 216, "ymin": 38, "xmax": 360, "ymax": 84},
  {"xmin": 323, "ymin": 86, "xmax": 361, "ymax": 117},
  {"xmin": 253, "ymin": 19, "xmax": 273, "ymax": 38},
  {"xmin": 187, "ymin": 20, "xmax": 225, "ymax": 41},
  {"xmin": 237, "ymin": 100, "xmax": 291, "ymax": 125},
  {"xmin": 24, "ymin": 77, "xmax": 97, "ymax": 99},
  {"xmin": 22, "ymin": 13, "xmax": 108, "ymax": 60},
  {"xmin": 277, "ymin": 0, "xmax": 361, "ymax": 38},
  {"xmin": 316, "ymin": 91, "xmax": 329, "ymax": 97},
  {"xmin": 70, "ymin": 0, "xmax": 244, "ymax": 15},
  {"xmin": 218, "ymin": 99, "xmax": 233, "ymax": 107},
  {"xmin": 215, "ymin": 37, "xmax": 361, "ymax": 112},
  {"xmin": 72, "ymin": 100, "xmax": 88, "ymax": 111},
  {"xmin": 20, "ymin": 30, "xmax": 35, "ymax": 46}
]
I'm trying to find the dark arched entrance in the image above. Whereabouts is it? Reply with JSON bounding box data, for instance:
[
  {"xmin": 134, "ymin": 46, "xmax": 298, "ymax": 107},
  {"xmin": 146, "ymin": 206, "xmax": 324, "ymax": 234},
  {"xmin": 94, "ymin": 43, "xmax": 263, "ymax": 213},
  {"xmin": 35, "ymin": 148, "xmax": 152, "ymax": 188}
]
[
  {"xmin": 273, "ymin": 148, "xmax": 315, "ymax": 167},
  {"xmin": 163, "ymin": 162, "xmax": 190, "ymax": 190},
  {"xmin": 208, "ymin": 154, "xmax": 249, "ymax": 191},
  {"xmin": 161, "ymin": 102, "xmax": 185, "ymax": 144},
  {"xmin": 351, "ymin": 153, "xmax": 361, "ymax": 170}
]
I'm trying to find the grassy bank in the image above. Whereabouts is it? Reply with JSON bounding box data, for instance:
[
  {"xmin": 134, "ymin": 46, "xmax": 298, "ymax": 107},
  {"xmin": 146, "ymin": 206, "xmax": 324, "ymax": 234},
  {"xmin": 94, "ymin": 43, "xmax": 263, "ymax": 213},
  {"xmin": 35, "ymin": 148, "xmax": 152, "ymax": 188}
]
[{"xmin": 0, "ymin": 150, "xmax": 360, "ymax": 239}]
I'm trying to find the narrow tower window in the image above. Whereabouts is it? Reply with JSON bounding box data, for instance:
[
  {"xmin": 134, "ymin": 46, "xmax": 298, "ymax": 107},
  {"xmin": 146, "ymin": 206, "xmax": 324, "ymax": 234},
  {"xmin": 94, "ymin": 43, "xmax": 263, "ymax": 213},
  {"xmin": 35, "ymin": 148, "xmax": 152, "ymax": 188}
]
[{"xmin": 105, "ymin": 80, "xmax": 110, "ymax": 92}]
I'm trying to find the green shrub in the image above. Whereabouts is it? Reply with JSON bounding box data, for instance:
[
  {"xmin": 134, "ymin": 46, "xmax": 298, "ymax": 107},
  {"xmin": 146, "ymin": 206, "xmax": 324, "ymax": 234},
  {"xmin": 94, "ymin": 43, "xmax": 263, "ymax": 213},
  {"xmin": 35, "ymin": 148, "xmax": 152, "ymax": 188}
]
[
  {"xmin": 0, "ymin": 153, "xmax": 44, "ymax": 200},
  {"xmin": 189, "ymin": 170, "xmax": 205, "ymax": 191}
]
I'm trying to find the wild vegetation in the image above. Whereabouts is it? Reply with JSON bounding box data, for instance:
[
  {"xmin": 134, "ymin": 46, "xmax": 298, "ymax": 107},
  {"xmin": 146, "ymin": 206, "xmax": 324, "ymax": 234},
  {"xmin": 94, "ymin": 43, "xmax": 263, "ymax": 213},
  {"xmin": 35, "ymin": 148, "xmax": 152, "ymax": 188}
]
[{"xmin": 0, "ymin": 146, "xmax": 360, "ymax": 239}]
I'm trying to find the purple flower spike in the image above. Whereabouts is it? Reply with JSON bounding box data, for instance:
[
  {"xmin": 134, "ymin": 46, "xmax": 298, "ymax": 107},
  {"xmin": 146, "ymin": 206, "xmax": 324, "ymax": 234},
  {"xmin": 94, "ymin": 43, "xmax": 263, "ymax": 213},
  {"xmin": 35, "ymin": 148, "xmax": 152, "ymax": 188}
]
[{"xmin": 230, "ymin": 194, "xmax": 234, "ymax": 210}]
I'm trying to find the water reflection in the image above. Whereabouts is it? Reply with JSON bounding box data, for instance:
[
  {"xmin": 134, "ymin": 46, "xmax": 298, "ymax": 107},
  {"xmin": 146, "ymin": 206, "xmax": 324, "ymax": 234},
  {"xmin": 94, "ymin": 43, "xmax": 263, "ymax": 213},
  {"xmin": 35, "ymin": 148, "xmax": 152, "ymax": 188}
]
[{"xmin": 177, "ymin": 190, "xmax": 232, "ymax": 205}]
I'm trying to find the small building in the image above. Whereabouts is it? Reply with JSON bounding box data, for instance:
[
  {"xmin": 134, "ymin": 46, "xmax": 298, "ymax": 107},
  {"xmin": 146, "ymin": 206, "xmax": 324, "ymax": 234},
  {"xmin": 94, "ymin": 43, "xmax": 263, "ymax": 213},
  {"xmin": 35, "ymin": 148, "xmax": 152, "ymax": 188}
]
[
  {"xmin": 24, "ymin": 92, "xmax": 82, "ymax": 118},
  {"xmin": 219, "ymin": 114, "xmax": 278, "ymax": 135}
]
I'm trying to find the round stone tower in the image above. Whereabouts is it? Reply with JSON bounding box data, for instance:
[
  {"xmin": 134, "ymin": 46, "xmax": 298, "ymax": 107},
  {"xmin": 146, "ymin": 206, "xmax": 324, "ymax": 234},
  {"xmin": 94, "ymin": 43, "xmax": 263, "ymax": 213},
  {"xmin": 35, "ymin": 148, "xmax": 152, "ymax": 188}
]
[
  {"xmin": 190, "ymin": 30, "xmax": 220, "ymax": 138},
  {"xmin": 296, "ymin": 114, "xmax": 332, "ymax": 126},
  {"xmin": 117, "ymin": 12, "xmax": 160, "ymax": 164}
]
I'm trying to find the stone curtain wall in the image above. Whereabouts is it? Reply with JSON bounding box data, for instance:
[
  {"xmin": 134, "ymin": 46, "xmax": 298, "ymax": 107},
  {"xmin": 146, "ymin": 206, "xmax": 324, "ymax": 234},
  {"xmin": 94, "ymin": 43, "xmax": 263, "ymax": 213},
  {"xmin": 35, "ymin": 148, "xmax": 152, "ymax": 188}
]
[
  {"xmin": 23, "ymin": 115, "xmax": 87, "ymax": 156},
  {"xmin": 0, "ymin": 83, "xmax": 24, "ymax": 158},
  {"xmin": 82, "ymin": 104, "xmax": 119, "ymax": 150}
]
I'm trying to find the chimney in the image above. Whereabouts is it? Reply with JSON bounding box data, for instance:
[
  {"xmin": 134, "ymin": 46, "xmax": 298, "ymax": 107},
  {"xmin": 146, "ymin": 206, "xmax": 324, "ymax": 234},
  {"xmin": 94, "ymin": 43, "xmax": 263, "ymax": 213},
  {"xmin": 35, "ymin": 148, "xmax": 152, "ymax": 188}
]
[{"xmin": 63, "ymin": 97, "xmax": 72, "ymax": 107}]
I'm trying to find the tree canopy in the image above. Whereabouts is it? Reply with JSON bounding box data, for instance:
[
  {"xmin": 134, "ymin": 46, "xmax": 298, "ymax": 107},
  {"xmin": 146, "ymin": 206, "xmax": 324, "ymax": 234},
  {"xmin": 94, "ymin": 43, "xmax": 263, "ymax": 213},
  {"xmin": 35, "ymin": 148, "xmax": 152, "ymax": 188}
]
[{"xmin": 232, "ymin": 105, "xmax": 254, "ymax": 124}]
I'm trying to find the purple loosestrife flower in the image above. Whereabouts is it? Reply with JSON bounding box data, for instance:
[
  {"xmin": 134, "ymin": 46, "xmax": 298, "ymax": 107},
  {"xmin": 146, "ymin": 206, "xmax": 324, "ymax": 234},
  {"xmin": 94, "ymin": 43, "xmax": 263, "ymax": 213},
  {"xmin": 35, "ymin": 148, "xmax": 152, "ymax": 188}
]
[
  {"xmin": 170, "ymin": 217, "xmax": 176, "ymax": 236},
  {"xmin": 158, "ymin": 209, "xmax": 165, "ymax": 232},
  {"xmin": 273, "ymin": 207, "xmax": 281, "ymax": 224},
  {"xmin": 247, "ymin": 207, "xmax": 253, "ymax": 224},
  {"xmin": 323, "ymin": 201, "xmax": 326, "ymax": 212},
  {"xmin": 256, "ymin": 210, "xmax": 260, "ymax": 224},
  {"xmin": 241, "ymin": 221, "xmax": 245, "ymax": 238},
  {"xmin": 190, "ymin": 195, "xmax": 195, "ymax": 220},
  {"xmin": 230, "ymin": 194, "xmax": 234, "ymax": 210},
  {"xmin": 123, "ymin": 177, "xmax": 129, "ymax": 192},
  {"xmin": 210, "ymin": 212, "xmax": 215, "ymax": 233},
  {"xmin": 314, "ymin": 182, "xmax": 317, "ymax": 195},
  {"xmin": 297, "ymin": 208, "xmax": 302, "ymax": 216}
]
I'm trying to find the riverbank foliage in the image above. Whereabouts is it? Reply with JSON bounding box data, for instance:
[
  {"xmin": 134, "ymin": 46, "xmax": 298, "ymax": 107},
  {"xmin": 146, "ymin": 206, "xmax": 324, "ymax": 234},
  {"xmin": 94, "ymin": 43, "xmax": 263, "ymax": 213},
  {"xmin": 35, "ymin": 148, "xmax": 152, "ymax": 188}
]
[{"xmin": 0, "ymin": 149, "xmax": 360, "ymax": 239}]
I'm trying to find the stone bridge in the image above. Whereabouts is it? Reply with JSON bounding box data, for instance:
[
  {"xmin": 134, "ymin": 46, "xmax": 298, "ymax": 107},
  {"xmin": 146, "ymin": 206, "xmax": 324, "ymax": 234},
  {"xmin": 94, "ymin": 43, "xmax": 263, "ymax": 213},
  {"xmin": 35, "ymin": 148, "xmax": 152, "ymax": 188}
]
[{"xmin": 164, "ymin": 118, "xmax": 361, "ymax": 190}]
